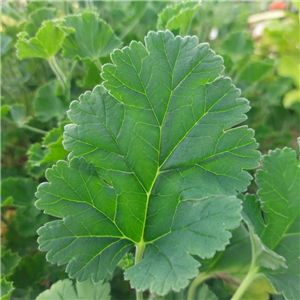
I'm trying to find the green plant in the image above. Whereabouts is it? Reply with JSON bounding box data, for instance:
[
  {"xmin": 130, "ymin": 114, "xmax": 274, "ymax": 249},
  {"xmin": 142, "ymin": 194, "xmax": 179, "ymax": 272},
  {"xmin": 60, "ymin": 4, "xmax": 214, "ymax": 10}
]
[
  {"xmin": 34, "ymin": 31, "xmax": 299, "ymax": 300},
  {"xmin": 1, "ymin": 2, "xmax": 299, "ymax": 300}
]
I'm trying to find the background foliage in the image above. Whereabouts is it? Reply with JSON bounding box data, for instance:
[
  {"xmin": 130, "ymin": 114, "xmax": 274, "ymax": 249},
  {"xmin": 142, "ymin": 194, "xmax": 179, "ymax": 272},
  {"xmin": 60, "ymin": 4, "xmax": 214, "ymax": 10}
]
[{"xmin": 1, "ymin": 1, "xmax": 299, "ymax": 300}]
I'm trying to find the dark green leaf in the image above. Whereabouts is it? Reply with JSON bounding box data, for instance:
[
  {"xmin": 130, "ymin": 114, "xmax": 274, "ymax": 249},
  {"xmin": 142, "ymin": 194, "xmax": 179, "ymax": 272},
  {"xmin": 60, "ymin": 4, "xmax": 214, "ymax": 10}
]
[
  {"xmin": 37, "ymin": 31, "xmax": 259, "ymax": 295},
  {"xmin": 1, "ymin": 247, "xmax": 21, "ymax": 278}
]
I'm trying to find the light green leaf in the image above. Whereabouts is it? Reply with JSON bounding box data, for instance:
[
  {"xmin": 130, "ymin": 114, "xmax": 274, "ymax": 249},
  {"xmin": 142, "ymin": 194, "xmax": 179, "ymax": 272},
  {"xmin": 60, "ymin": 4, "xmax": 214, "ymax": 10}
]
[
  {"xmin": 25, "ymin": 8, "xmax": 58, "ymax": 37},
  {"xmin": 283, "ymin": 89, "xmax": 300, "ymax": 110},
  {"xmin": 237, "ymin": 61, "xmax": 273, "ymax": 84},
  {"xmin": 6, "ymin": 105, "xmax": 27, "ymax": 127},
  {"xmin": 34, "ymin": 81, "xmax": 68, "ymax": 122},
  {"xmin": 16, "ymin": 21, "xmax": 65, "ymax": 59},
  {"xmin": 35, "ymin": 278, "xmax": 110, "ymax": 300},
  {"xmin": 220, "ymin": 32, "xmax": 254, "ymax": 57},
  {"xmin": 1, "ymin": 36, "xmax": 13, "ymax": 57},
  {"xmin": 198, "ymin": 225, "xmax": 251, "ymax": 276},
  {"xmin": 277, "ymin": 55, "xmax": 299, "ymax": 87},
  {"xmin": 42, "ymin": 121, "xmax": 70, "ymax": 163},
  {"xmin": 26, "ymin": 143, "xmax": 49, "ymax": 179},
  {"xmin": 0, "ymin": 278, "xmax": 14, "ymax": 300},
  {"xmin": 62, "ymin": 12, "xmax": 122, "ymax": 61},
  {"xmin": 243, "ymin": 147, "xmax": 300, "ymax": 300},
  {"xmin": 1, "ymin": 247, "xmax": 21, "ymax": 278},
  {"xmin": 27, "ymin": 143, "xmax": 49, "ymax": 167},
  {"xmin": 36, "ymin": 31, "xmax": 259, "ymax": 295},
  {"xmin": 1, "ymin": 105, "xmax": 11, "ymax": 118},
  {"xmin": 31, "ymin": 8, "xmax": 58, "ymax": 28},
  {"xmin": 157, "ymin": 1, "xmax": 201, "ymax": 35},
  {"xmin": 196, "ymin": 284, "xmax": 218, "ymax": 300}
]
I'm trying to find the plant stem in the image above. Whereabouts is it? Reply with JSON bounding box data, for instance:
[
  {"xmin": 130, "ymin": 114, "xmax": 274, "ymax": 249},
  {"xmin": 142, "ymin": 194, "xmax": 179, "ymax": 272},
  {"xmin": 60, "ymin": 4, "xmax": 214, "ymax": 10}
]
[
  {"xmin": 135, "ymin": 242, "xmax": 145, "ymax": 300},
  {"xmin": 94, "ymin": 59, "xmax": 102, "ymax": 71},
  {"xmin": 23, "ymin": 125, "xmax": 47, "ymax": 135},
  {"xmin": 48, "ymin": 56, "xmax": 67, "ymax": 92},
  {"xmin": 230, "ymin": 226, "xmax": 259, "ymax": 300},
  {"xmin": 187, "ymin": 272, "xmax": 212, "ymax": 300},
  {"xmin": 231, "ymin": 267, "xmax": 258, "ymax": 300}
]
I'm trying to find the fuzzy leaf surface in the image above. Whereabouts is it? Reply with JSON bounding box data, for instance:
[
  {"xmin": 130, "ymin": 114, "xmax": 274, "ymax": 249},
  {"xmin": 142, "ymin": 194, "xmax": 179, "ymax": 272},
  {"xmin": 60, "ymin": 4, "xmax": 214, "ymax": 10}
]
[
  {"xmin": 36, "ymin": 31, "xmax": 259, "ymax": 295},
  {"xmin": 243, "ymin": 147, "xmax": 300, "ymax": 300}
]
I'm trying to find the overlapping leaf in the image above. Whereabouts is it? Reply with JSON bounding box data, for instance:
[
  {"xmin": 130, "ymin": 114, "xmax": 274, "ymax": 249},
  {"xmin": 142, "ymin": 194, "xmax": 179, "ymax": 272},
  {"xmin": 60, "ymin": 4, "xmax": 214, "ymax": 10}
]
[
  {"xmin": 61, "ymin": 12, "xmax": 122, "ymax": 61},
  {"xmin": 1, "ymin": 247, "xmax": 21, "ymax": 278},
  {"xmin": 1, "ymin": 278, "xmax": 14, "ymax": 300},
  {"xmin": 157, "ymin": 2, "xmax": 201, "ymax": 35},
  {"xmin": 36, "ymin": 31, "xmax": 260, "ymax": 295},
  {"xmin": 34, "ymin": 81, "xmax": 69, "ymax": 122},
  {"xmin": 36, "ymin": 279, "xmax": 110, "ymax": 300},
  {"xmin": 16, "ymin": 21, "xmax": 65, "ymax": 59},
  {"xmin": 243, "ymin": 146, "xmax": 300, "ymax": 300}
]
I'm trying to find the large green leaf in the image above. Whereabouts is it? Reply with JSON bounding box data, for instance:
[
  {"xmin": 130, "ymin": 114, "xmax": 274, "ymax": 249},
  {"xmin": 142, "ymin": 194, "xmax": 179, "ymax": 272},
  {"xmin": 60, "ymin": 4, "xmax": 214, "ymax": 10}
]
[
  {"xmin": 62, "ymin": 12, "xmax": 122, "ymax": 61},
  {"xmin": 35, "ymin": 279, "xmax": 110, "ymax": 300},
  {"xmin": 36, "ymin": 31, "xmax": 259, "ymax": 295},
  {"xmin": 243, "ymin": 147, "xmax": 300, "ymax": 300},
  {"xmin": 16, "ymin": 21, "xmax": 65, "ymax": 59}
]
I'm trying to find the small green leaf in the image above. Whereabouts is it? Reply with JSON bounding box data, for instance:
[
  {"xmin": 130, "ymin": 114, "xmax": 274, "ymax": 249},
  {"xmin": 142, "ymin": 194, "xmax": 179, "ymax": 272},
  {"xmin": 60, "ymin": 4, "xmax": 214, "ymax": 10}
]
[
  {"xmin": 157, "ymin": 2, "xmax": 201, "ymax": 35},
  {"xmin": 237, "ymin": 61, "xmax": 273, "ymax": 84},
  {"xmin": 9, "ymin": 253, "xmax": 50, "ymax": 300},
  {"xmin": 37, "ymin": 31, "xmax": 259, "ymax": 295},
  {"xmin": 6, "ymin": 105, "xmax": 27, "ymax": 127},
  {"xmin": 1, "ymin": 247, "xmax": 21, "ymax": 278},
  {"xmin": 16, "ymin": 21, "xmax": 65, "ymax": 59},
  {"xmin": 30, "ymin": 8, "xmax": 58, "ymax": 29},
  {"xmin": 243, "ymin": 147, "xmax": 300, "ymax": 300},
  {"xmin": 196, "ymin": 284, "xmax": 218, "ymax": 300},
  {"xmin": 42, "ymin": 121, "xmax": 69, "ymax": 163},
  {"xmin": 35, "ymin": 279, "xmax": 110, "ymax": 300},
  {"xmin": 27, "ymin": 143, "xmax": 49, "ymax": 167},
  {"xmin": 34, "ymin": 81, "xmax": 68, "ymax": 122},
  {"xmin": 220, "ymin": 32, "xmax": 254, "ymax": 57},
  {"xmin": 0, "ymin": 278, "xmax": 14, "ymax": 300},
  {"xmin": 62, "ymin": 12, "xmax": 122, "ymax": 61},
  {"xmin": 25, "ymin": 8, "xmax": 58, "ymax": 37}
]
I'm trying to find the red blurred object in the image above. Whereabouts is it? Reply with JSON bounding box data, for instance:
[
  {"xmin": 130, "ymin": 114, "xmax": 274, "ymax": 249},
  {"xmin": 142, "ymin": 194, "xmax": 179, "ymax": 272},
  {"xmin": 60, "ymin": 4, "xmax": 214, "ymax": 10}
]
[{"xmin": 269, "ymin": 1, "xmax": 286, "ymax": 10}]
